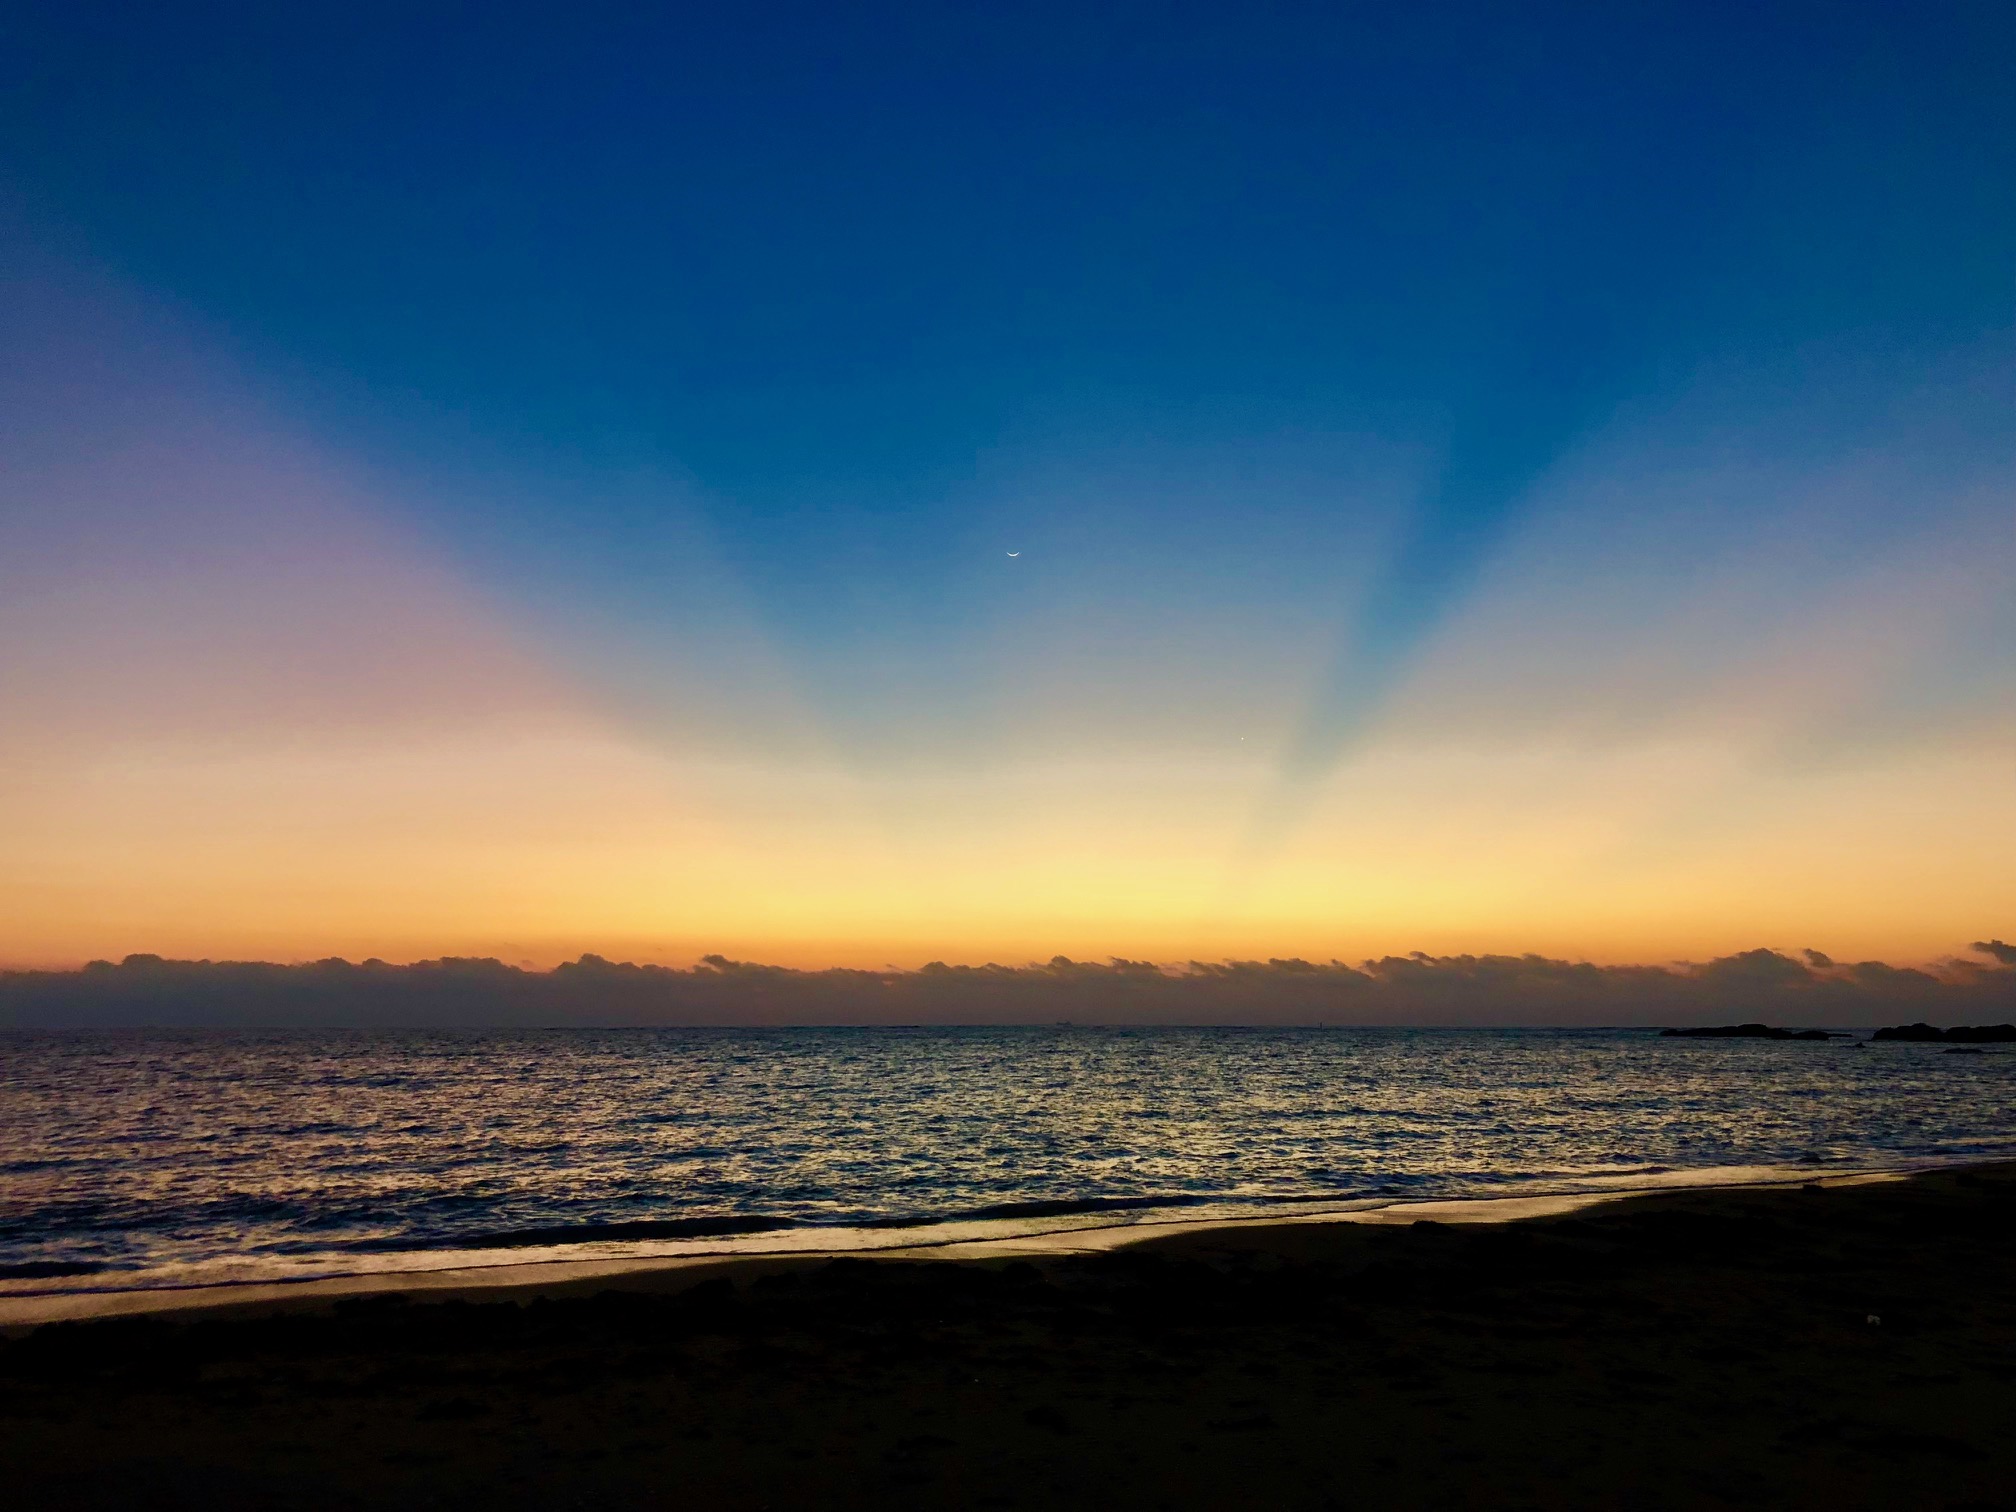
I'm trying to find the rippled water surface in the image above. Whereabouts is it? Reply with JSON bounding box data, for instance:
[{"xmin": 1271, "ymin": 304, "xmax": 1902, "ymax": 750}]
[{"xmin": 3, "ymin": 1027, "xmax": 2013, "ymax": 1283}]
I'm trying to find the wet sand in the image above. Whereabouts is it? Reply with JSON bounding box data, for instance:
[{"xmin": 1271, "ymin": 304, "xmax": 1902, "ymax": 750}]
[
  {"xmin": 3, "ymin": 1163, "xmax": 2012, "ymax": 1509},
  {"xmin": 0, "ymin": 1165, "xmax": 1890, "ymax": 1329}
]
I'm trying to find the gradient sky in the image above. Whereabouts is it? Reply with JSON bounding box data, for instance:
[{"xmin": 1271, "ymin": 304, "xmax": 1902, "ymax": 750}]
[{"xmin": 2, "ymin": 1, "xmax": 2013, "ymax": 969}]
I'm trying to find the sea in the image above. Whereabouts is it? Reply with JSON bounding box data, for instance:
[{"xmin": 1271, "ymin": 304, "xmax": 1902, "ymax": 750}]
[{"xmin": 3, "ymin": 1026, "xmax": 2013, "ymax": 1299}]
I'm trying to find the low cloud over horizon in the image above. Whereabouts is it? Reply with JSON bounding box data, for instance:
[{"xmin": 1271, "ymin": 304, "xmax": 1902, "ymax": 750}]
[{"xmin": 4, "ymin": 941, "xmax": 2011, "ymax": 1029}]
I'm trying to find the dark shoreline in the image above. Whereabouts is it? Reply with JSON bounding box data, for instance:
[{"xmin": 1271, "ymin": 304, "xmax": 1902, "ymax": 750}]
[
  {"xmin": 4, "ymin": 1163, "xmax": 2013, "ymax": 1509},
  {"xmin": 6, "ymin": 1163, "xmax": 1987, "ymax": 1323}
]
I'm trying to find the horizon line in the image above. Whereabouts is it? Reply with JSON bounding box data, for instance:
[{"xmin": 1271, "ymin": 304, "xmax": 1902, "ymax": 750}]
[{"xmin": 5, "ymin": 940, "xmax": 2014, "ymax": 978}]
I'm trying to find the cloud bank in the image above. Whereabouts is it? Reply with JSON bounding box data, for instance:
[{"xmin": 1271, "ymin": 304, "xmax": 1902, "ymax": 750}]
[{"xmin": 2, "ymin": 944, "xmax": 2010, "ymax": 1029}]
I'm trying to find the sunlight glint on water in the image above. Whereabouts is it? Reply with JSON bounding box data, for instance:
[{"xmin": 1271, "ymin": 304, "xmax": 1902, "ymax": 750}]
[{"xmin": 2, "ymin": 1027, "xmax": 2012, "ymax": 1288}]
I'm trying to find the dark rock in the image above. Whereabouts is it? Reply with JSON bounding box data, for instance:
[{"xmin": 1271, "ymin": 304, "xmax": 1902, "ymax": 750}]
[
  {"xmin": 1871, "ymin": 1023, "xmax": 2016, "ymax": 1043},
  {"xmin": 1659, "ymin": 1024, "xmax": 1843, "ymax": 1040}
]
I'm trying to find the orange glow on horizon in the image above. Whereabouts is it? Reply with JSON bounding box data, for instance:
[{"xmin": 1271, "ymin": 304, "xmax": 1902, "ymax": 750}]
[{"xmin": 3, "ymin": 271, "xmax": 2011, "ymax": 978}]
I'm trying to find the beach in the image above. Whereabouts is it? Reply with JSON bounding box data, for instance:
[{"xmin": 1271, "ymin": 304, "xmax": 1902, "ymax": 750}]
[{"xmin": 4, "ymin": 1162, "xmax": 2011, "ymax": 1509}]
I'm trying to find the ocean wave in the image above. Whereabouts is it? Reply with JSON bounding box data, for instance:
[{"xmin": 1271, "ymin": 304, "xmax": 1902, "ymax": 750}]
[{"xmin": 5, "ymin": 1026, "xmax": 2011, "ymax": 1280}]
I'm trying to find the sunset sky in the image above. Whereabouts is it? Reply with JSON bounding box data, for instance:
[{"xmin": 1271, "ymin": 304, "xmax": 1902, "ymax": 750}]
[{"xmin": 3, "ymin": 1, "xmax": 2012, "ymax": 971}]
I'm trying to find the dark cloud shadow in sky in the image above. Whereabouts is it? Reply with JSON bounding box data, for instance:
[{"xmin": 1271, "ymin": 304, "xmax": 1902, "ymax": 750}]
[{"xmin": 1242, "ymin": 303, "xmax": 1635, "ymax": 854}]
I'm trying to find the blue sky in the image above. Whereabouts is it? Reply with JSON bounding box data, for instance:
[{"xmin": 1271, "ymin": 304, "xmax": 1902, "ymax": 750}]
[
  {"xmin": 2, "ymin": 1, "xmax": 2013, "ymax": 966},
  {"xmin": 14, "ymin": 4, "xmax": 2010, "ymax": 508}
]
